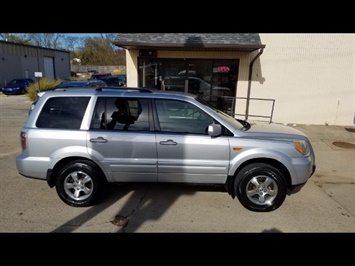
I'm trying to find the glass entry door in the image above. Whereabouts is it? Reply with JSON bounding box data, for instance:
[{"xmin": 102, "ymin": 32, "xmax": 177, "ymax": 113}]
[
  {"xmin": 139, "ymin": 60, "xmax": 162, "ymax": 89},
  {"xmin": 161, "ymin": 60, "xmax": 187, "ymax": 92}
]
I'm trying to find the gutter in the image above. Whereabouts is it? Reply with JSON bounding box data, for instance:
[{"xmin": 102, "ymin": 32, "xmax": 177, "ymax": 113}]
[{"xmin": 245, "ymin": 47, "xmax": 264, "ymax": 120}]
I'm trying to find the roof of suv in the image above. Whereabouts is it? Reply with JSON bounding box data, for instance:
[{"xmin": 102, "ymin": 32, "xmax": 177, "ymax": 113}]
[{"xmin": 38, "ymin": 87, "xmax": 197, "ymax": 100}]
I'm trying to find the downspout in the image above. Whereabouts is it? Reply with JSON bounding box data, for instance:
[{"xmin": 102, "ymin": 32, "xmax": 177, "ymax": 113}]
[{"xmin": 245, "ymin": 48, "xmax": 264, "ymax": 120}]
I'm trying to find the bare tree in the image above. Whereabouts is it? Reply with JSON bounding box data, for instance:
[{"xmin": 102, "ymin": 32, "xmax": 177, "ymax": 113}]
[
  {"xmin": 0, "ymin": 33, "xmax": 12, "ymax": 41},
  {"xmin": 64, "ymin": 35, "xmax": 85, "ymax": 52},
  {"xmin": 1, "ymin": 33, "xmax": 125, "ymax": 66},
  {"xmin": 27, "ymin": 33, "xmax": 66, "ymax": 49},
  {"xmin": 0, "ymin": 33, "xmax": 32, "ymax": 44},
  {"xmin": 100, "ymin": 33, "xmax": 119, "ymax": 47}
]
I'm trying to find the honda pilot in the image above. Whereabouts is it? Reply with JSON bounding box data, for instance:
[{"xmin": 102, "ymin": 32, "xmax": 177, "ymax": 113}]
[{"xmin": 16, "ymin": 87, "xmax": 316, "ymax": 212}]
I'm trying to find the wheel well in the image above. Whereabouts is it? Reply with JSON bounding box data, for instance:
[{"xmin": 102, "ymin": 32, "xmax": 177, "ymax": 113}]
[
  {"xmin": 225, "ymin": 158, "xmax": 291, "ymax": 198},
  {"xmin": 47, "ymin": 157, "xmax": 106, "ymax": 188}
]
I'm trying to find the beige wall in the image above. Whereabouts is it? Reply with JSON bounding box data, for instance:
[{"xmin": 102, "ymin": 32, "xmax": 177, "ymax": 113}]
[
  {"xmin": 125, "ymin": 49, "xmax": 139, "ymax": 86},
  {"xmin": 125, "ymin": 34, "xmax": 355, "ymax": 126},
  {"xmin": 257, "ymin": 34, "xmax": 354, "ymax": 126}
]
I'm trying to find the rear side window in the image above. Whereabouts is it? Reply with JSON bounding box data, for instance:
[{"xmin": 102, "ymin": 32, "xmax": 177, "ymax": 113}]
[
  {"xmin": 36, "ymin": 97, "xmax": 90, "ymax": 129},
  {"xmin": 91, "ymin": 97, "xmax": 150, "ymax": 131}
]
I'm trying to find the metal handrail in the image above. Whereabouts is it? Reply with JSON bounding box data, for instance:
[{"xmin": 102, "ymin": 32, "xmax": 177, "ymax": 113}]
[{"xmin": 221, "ymin": 96, "xmax": 275, "ymax": 123}]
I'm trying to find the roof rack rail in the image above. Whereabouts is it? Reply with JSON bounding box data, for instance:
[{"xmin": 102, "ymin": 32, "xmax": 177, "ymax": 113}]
[{"xmin": 95, "ymin": 87, "xmax": 155, "ymax": 93}]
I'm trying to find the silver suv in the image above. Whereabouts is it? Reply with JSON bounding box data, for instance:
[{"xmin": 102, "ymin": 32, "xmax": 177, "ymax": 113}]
[{"xmin": 16, "ymin": 87, "xmax": 316, "ymax": 212}]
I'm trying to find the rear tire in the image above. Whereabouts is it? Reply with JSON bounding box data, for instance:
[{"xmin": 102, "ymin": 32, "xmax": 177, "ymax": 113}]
[
  {"xmin": 55, "ymin": 160, "xmax": 101, "ymax": 207},
  {"xmin": 234, "ymin": 163, "xmax": 287, "ymax": 212}
]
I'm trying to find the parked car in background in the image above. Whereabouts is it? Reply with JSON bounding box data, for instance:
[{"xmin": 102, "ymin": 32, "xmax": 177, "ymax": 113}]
[
  {"xmin": 54, "ymin": 79, "xmax": 107, "ymax": 89},
  {"xmin": 1, "ymin": 78, "xmax": 35, "ymax": 95},
  {"xmin": 17, "ymin": 87, "xmax": 316, "ymax": 212},
  {"xmin": 99, "ymin": 76, "xmax": 125, "ymax": 87},
  {"xmin": 114, "ymin": 74, "xmax": 126, "ymax": 85},
  {"xmin": 70, "ymin": 71, "xmax": 85, "ymax": 78},
  {"xmin": 89, "ymin": 72, "xmax": 112, "ymax": 80}
]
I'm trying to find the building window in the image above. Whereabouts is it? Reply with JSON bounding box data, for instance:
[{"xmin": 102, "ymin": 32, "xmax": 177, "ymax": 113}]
[{"xmin": 138, "ymin": 58, "xmax": 239, "ymax": 112}]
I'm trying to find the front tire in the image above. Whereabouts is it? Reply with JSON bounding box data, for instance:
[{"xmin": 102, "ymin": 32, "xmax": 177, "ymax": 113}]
[
  {"xmin": 234, "ymin": 163, "xmax": 287, "ymax": 212},
  {"xmin": 55, "ymin": 160, "xmax": 101, "ymax": 207}
]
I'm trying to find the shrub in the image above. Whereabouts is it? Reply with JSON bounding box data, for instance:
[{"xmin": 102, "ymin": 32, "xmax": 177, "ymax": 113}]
[
  {"xmin": 112, "ymin": 69, "xmax": 126, "ymax": 75},
  {"xmin": 27, "ymin": 78, "xmax": 62, "ymax": 101}
]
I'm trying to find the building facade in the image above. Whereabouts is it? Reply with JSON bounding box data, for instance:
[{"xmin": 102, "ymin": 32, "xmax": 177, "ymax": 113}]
[
  {"xmin": 0, "ymin": 40, "xmax": 71, "ymax": 86},
  {"xmin": 113, "ymin": 33, "xmax": 354, "ymax": 126}
]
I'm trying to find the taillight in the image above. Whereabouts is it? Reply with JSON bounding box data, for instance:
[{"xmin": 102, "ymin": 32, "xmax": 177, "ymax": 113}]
[{"xmin": 20, "ymin": 132, "xmax": 26, "ymax": 150}]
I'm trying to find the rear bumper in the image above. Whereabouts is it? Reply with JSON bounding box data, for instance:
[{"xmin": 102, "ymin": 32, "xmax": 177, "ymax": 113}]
[{"xmin": 16, "ymin": 154, "xmax": 49, "ymax": 180}]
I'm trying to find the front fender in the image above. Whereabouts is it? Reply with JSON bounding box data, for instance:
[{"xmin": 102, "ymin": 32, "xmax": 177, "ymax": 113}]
[{"xmin": 229, "ymin": 147, "xmax": 295, "ymax": 177}]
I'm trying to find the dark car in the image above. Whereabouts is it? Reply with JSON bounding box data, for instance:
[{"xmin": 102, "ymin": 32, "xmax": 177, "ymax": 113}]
[
  {"xmin": 2, "ymin": 78, "xmax": 35, "ymax": 95},
  {"xmin": 114, "ymin": 74, "xmax": 126, "ymax": 85},
  {"xmin": 89, "ymin": 72, "xmax": 112, "ymax": 80},
  {"xmin": 99, "ymin": 76, "xmax": 125, "ymax": 87},
  {"xmin": 54, "ymin": 79, "xmax": 107, "ymax": 89}
]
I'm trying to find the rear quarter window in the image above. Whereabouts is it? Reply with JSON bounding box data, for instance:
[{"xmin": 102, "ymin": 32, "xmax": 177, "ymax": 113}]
[{"xmin": 36, "ymin": 97, "xmax": 90, "ymax": 129}]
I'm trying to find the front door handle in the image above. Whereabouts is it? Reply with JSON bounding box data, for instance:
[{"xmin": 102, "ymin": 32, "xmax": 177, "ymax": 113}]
[
  {"xmin": 90, "ymin": 137, "xmax": 108, "ymax": 143},
  {"xmin": 159, "ymin": 139, "xmax": 177, "ymax": 145}
]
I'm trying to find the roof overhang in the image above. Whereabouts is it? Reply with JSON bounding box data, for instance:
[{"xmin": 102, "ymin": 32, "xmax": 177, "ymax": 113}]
[
  {"xmin": 113, "ymin": 42, "xmax": 265, "ymax": 52},
  {"xmin": 113, "ymin": 34, "xmax": 265, "ymax": 53}
]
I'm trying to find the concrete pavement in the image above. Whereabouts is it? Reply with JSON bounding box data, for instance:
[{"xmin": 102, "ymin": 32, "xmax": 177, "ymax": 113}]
[{"xmin": 285, "ymin": 124, "xmax": 355, "ymax": 216}]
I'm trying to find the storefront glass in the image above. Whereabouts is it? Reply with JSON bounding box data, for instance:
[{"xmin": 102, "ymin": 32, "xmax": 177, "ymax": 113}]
[{"xmin": 138, "ymin": 58, "xmax": 239, "ymax": 113}]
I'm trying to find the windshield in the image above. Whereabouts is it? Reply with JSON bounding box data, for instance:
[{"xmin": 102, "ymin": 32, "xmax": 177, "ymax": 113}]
[
  {"xmin": 9, "ymin": 79, "xmax": 26, "ymax": 85},
  {"xmin": 196, "ymin": 96, "xmax": 245, "ymax": 130}
]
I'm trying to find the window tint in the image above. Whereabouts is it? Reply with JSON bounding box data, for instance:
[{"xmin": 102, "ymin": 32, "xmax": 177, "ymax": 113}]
[
  {"xmin": 91, "ymin": 97, "xmax": 149, "ymax": 131},
  {"xmin": 36, "ymin": 97, "xmax": 90, "ymax": 129},
  {"xmin": 155, "ymin": 99, "xmax": 213, "ymax": 134}
]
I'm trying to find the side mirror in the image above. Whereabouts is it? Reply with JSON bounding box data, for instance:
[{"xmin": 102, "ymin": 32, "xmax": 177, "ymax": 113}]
[{"xmin": 208, "ymin": 124, "xmax": 222, "ymax": 137}]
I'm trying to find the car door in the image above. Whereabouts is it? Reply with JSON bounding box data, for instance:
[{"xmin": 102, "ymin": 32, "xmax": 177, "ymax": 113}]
[
  {"xmin": 154, "ymin": 99, "xmax": 230, "ymax": 184},
  {"xmin": 87, "ymin": 96, "xmax": 157, "ymax": 182}
]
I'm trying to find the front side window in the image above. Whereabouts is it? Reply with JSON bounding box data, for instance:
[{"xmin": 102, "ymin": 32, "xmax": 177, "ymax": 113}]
[
  {"xmin": 91, "ymin": 97, "xmax": 150, "ymax": 131},
  {"xmin": 155, "ymin": 99, "xmax": 214, "ymax": 134},
  {"xmin": 36, "ymin": 97, "xmax": 90, "ymax": 129}
]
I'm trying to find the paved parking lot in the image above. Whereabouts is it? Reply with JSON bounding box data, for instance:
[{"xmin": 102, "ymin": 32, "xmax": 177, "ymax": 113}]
[{"xmin": 0, "ymin": 93, "xmax": 354, "ymax": 233}]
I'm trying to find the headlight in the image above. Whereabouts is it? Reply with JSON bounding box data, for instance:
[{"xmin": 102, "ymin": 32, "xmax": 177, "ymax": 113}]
[{"xmin": 293, "ymin": 140, "xmax": 309, "ymax": 155}]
